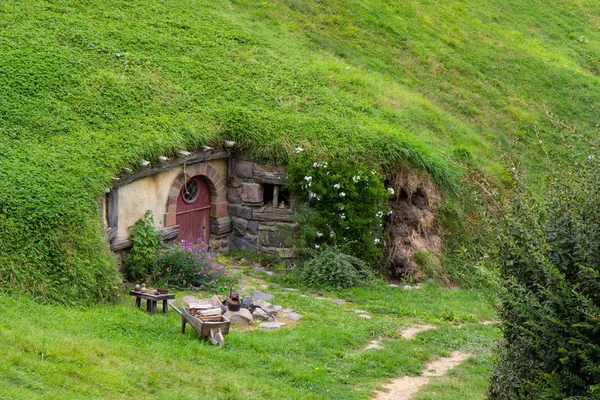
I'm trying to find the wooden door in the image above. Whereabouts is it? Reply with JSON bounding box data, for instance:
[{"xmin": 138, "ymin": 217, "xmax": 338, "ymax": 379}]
[{"xmin": 176, "ymin": 176, "xmax": 211, "ymax": 243}]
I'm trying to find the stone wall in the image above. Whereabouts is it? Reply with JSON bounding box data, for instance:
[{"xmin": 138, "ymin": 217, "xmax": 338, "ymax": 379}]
[{"xmin": 226, "ymin": 158, "xmax": 296, "ymax": 259}]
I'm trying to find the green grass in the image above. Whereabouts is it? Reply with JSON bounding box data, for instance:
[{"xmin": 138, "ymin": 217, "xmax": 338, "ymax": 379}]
[
  {"xmin": 0, "ymin": 275, "xmax": 498, "ymax": 399},
  {"xmin": 1, "ymin": 0, "xmax": 599, "ymax": 301}
]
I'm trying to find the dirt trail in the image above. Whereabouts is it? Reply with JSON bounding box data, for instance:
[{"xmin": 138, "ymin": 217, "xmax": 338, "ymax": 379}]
[
  {"xmin": 399, "ymin": 324, "xmax": 436, "ymax": 339},
  {"xmin": 373, "ymin": 351, "xmax": 471, "ymax": 400}
]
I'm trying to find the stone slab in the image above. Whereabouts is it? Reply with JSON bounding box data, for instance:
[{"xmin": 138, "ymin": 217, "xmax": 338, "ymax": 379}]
[
  {"xmin": 253, "ymin": 290, "xmax": 274, "ymax": 301},
  {"xmin": 259, "ymin": 322, "xmax": 286, "ymax": 330}
]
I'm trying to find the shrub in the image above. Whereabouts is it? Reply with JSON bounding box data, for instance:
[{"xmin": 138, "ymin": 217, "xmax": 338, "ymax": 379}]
[
  {"xmin": 298, "ymin": 246, "xmax": 376, "ymax": 289},
  {"xmin": 286, "ymin": 153, "xmax": 391, "ymax": 265},
  {"xmin": 489, "ymin": 159, "xmax": 600, "ymax": 399},
  {"xmin": 125, "ymin": 211, "xmax": 163, "ymax": 282},
  {"xmin": 150, "ymin": 239, "xmax": 230, "ymax": 292}
]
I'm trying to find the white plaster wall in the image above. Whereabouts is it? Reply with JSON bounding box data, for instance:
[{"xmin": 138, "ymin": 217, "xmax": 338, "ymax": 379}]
[
  {"xmin": 117, "ymin": 167, "xmax": 182, "ymax": 237},
  {"xmin": 116, "ymin": 159, "xmax": 227, "ymax": 237}
]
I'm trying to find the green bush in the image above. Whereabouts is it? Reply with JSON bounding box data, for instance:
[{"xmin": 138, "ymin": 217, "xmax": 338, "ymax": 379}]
[
  {"xmin": 286, "ymin": 153, "xmax": 391, "ymax": 265},
  {"xmin": 150, "ymin": 239, "xmax": 231, "ymax": 292},
  {"xmin": 298, "ymin": 246, "xmax": 376, "ymax": 289},
  {"xmin": 489, "ymin": 159, "xmax": 600, "ymax": 399},
  {"xmin": 125, "ymin": 211, "xmax": 162, "ymax": 282}
]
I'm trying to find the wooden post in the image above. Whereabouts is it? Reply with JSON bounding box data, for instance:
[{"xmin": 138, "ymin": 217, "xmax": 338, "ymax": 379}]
[{"xmin": 273, "ymin": 185, "xmax": 279, "ymax": 208}]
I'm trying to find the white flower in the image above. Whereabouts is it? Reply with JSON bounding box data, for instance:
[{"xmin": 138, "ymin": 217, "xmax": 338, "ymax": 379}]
[
  {"xmin": 294, "ymin": 147, "xmax": 303, "ymax": 153},
  {"xmin": 313, "ymin": 162, "xmax": 319, "ymax": 167},
  {"xmin": 388, "ymin": 187, "xmax": 395, "ymax": 195},
  {"xmin": 340, "ymin": 213, "xmax": 346, "ymax": 219},
  {"xmin": 339, "ymin": 192, "xmax": 346, "ymax": 197},
  {"xmin": 388, "ymin": 210, "xmax": 393, "ymax": 215},
  {"xmin": 376, "ymin": 211, "xmax": 384, "ymax": 218},
  {"xmin": 374, "ymin": 238, "xmax": 380, "ymax": 244},
  {"xmin": 352, "ymin": 175, "xmax": 360, "ymax": 183},
  {"xmin": 371, "ymin": 170, "xmax": 376, "ymax": 175},
  {"xmin": 330, "ymin": 231, "xmax": 335, "ymax": 237},
  {"xmin": 309, "ymin": 192, "xmax": 316, "ymax": 198},
  {"xmin": 333, "ymin": 183, "xmax": 340, "ymax": 189},
  {"xmin": 316, "ymin": 231, "xmax": 323, "ymax": 238},
  {"xmin": 322, "ymin": 162, "xmax": 328, "ymax": 168},
  {"xmin": 315, "ymin": 244, "xmax": 320, "ymax": 249},
  {"xmin": 304, "ymin": 176, "xmax": 312, "ymax": 182}
]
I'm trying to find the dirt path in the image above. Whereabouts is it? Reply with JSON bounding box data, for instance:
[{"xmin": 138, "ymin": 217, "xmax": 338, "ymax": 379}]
[{"xmin": 373, "ymin": 351, "xmax": 471, "ymax": 400}]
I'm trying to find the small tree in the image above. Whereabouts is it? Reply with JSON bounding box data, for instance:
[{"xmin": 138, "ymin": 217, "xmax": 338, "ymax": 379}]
[{"xmin": 489, "ymin": 160, "xmax": 600, "ymax": 399}]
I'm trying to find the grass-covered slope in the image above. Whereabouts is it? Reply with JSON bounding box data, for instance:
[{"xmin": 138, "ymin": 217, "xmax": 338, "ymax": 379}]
[{"xmin": 1, "ymin": 0, "xmax": 599, "ymax": 303}]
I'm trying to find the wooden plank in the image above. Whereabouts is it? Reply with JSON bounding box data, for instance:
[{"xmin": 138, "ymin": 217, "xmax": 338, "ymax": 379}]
[
  {"xmin": 114, "ymin": 148, "xmax": 229, "ymax": 188},
  {"xmin": 111, "ymin": 226, "xmax": 179, "ymax": 251}
]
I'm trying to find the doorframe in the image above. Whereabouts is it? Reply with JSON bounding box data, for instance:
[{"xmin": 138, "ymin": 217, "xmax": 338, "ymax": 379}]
[{"xmin": 164, "ymin": 163, "xmax": 228, "ymax": 231}]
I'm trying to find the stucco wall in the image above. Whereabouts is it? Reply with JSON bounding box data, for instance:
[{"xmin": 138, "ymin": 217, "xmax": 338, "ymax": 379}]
[
  {"xmin": 116, "ymin": 159, "xmax": 227, "ymax": 237},
  {"xmin": 117, "ymin": 167, "xmax": 182, "ymax": 237}
]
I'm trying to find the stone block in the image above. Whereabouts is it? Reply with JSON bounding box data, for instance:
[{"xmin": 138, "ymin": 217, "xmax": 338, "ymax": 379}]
[
  {"xmin": 232, "ymin": 216, "xmax": 249, "ymax": 235},
  {"xmin": 259, "ymin": 230, "xmax": 293, "ymax": 248},
  {"xmin": 229, "ymin": 234, "xmax": 257, "ymax": 251},
  {"xmin": 210, "ymin": 216, "xmax": 232, "ymax": 236},
  {"xmin": 247, "ymin": 221, "xmax": 259, "ymax": 235},
  {"xmin": 235, "ymin": 161, "xmax": 254, "ymax": 179},
  {"xmin": 276, "ymin": 248, "xmax": 295, "ymax": 259},
  {"xmin": 227, "ymin": 186, "xmax": 243, "ymax": 204},
  {"xmin": 228, "ymin": 204, "xmax": 253, "ymax": 219},
  {"xmin": 241, "ymin": 182, "xmax": 263, "ymax": 204},
  {"xmin": 224, "ymin": 308, "xmax": 253, "ymax": 326},
  {"xmin": 227, "ymin": 176, "xmax": 243, "ymax": 188},
  {"xmin": 253, "ymin": 208, "xmax": 294, "ymax": 223},
  {"xmin": 211, "ymin": 202, "xmax": 228, "ymax": 218}
]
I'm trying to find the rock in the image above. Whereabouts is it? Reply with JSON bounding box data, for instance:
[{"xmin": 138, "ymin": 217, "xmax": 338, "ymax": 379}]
[
  {"xmin": 242, "ymin": 296, "xmax": 253, "ymax": 308},
  {"xmin": 264, "ymin": 305, "xmax": 282, "ymax": 316},
  {"xmin": 227, "ymin": 204, "xmax": 253, "ymax": 220},
  {"xmin": 210, "ymin": 295, "xmax": 223, "ymax": 307},
  {"xmin": 284, "ymin": 288, "xmax": 297, "ymax": 291},
  {"xmin": 259, "ymin": 230, "xmax": 292, "ymax": 248},
  {"xmin": 247, "ymin": 221, "xmax": 259, "ymax": 235},
  {"xmin": 241, "ymin": 182, "xmax": 263, "ymax": 204},
  {"xmin": 182, "ymin": 295, "xmax": 201, "ymax": 304},
  {"xmin": 254, "ymin": 299, "xmax": 272, "ymax": 309},
  {"xmin": 253, "ymin": 265, "xmax": 266, "ymax": 274},
  {"xmin": 253, "ymin": 290, "xmax": 274, "ymax": 301},
  {"xmin": 224, "ymin": 308, "xmax": 253, "ymax": 326},
  {"xmin": 210, "ymin": 216, "xmax": 232, "ymax": 236},
  {"xmin": 359, "ymin": 314, "xmax": 372, "ymax": 319},
  {"xmin": 252, "ymin": 308, "xmax": 270, "ymax": 321},
  {"xmin": 282, "ymin": 308, "xmax": 294, "ymax": 313},
  {"xmin": 229, "ymin": 234, "xmax": 257, "ymax": 251},
  {"xmin": 353, "ymin": 309, "xmax": 368, "ymax": 314},
  {"xmin": 232, "ymin": 216, "xmax": 249, "ymax": 235},
  {"xmin": 260, "ymin": 321, "xmax": 286, "ymax": 330},
  {"xmin": 285, "ymin": 312, "xmax": 303, "ymax": 321},
  {"xmin": 332, "ymin": 299, "xmax": 346, "ymax": 305},
  {"xmin": 227, "ymin": 186, "xmax": 243, "ymax": 204},
  {"xmin": 235, "ymin": 161, "xmax": 254, "ymax": 179},
  {"xmin": 238, "ymin": 278, "xmax": 248, "ymax": 285}
]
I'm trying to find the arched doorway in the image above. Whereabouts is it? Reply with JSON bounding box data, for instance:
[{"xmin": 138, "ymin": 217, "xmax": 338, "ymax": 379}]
[{"xmin": 176, "ymin": 176, "xmax": 211, "ymax": 243}]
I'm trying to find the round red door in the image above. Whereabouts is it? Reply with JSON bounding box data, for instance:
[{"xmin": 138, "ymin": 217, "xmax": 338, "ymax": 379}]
[{"xmin": 176, "ymin": 176, "xmax": 211, "ymax": 243}]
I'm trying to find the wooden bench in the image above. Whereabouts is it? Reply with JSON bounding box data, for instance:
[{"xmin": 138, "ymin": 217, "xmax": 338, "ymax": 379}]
[{"xmin": 129, "ymin": 291, "xmax": 175, "ymax": 315}]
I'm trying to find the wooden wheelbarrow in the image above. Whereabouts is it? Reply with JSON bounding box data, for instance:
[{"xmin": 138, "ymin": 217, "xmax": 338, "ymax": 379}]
[{"xmin": 169, "ymin": 304, "xmax": 230, "ymax": 347}]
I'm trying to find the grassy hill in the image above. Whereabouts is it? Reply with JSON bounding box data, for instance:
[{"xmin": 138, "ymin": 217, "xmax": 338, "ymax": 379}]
[{"xmin": 1, "ymin": 0, "xmax": 599, "ymax": 303}]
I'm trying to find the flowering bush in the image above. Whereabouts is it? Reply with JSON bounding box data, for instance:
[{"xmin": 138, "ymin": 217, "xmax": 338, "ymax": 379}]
[
  {"xmin": 150, "ymin": 239, "xmax": 229, "ymax": 291},
  {"xmin": 286, "ymin": 154, "xmax": 391, "ymax": 265}
]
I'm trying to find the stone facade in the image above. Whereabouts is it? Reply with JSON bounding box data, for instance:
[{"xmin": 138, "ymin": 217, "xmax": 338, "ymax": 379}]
[
  {"xmin": 225, "ymin": 158, "xmax": 296, "ymax": 259},
  {"xmin": 104, "ymin": 147, "xmax": 296, "ymax": 260}
]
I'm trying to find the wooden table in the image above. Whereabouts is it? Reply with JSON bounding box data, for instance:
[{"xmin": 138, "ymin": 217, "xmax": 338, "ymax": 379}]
[{"xmin": 129, "ymin": 291, "xmax": 175, "ymax": 315}]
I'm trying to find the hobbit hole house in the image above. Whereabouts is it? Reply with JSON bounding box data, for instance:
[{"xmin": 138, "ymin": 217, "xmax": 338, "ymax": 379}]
[{"xmin": 102, "ymin": 146, "xmax": 296, "ymax": 265}]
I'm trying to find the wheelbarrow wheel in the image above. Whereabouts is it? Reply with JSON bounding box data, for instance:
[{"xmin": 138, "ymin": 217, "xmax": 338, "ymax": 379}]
[{"xmin": 209, "ymin": 328, "xmax": 225, "ymax": 347}]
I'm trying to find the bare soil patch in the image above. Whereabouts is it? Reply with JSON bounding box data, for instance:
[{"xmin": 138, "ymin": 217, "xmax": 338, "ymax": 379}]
[
  {"xmin": 373, "ymin": 351, "xmax": 471, "ymax": 400},
  {"xmin": 399, "ymin": 324, "xmax": 437, "ymax": 339}
]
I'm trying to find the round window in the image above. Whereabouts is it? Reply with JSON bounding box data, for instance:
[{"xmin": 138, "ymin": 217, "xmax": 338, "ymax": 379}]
[{"xmin": 182, "ymin": 179, "xmax": 199, "ymax": 203}]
